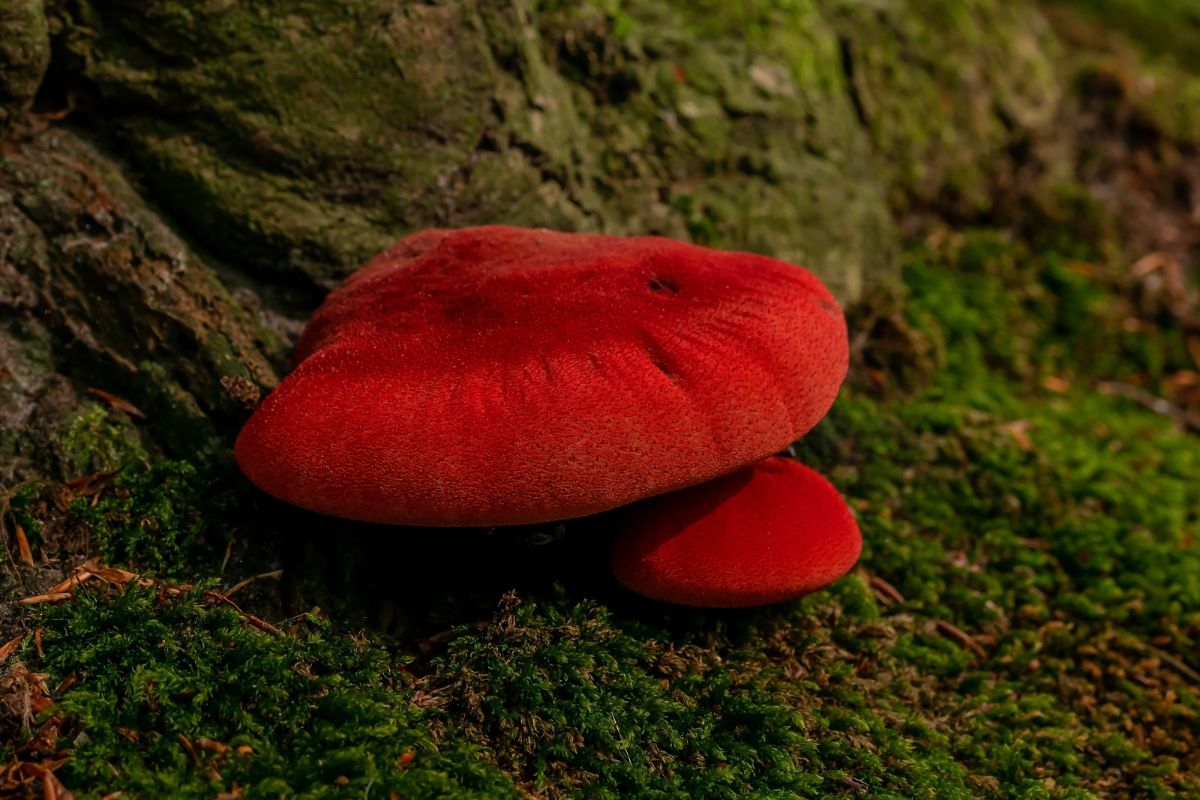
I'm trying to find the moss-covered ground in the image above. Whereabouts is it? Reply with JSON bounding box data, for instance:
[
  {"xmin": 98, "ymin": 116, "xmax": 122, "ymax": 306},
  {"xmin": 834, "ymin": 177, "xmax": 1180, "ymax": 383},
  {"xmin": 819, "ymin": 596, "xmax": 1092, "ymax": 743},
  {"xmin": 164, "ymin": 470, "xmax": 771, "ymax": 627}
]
[{"xmin": 2, "ymin": 215, "xmax": 1198, "ymax": 798}]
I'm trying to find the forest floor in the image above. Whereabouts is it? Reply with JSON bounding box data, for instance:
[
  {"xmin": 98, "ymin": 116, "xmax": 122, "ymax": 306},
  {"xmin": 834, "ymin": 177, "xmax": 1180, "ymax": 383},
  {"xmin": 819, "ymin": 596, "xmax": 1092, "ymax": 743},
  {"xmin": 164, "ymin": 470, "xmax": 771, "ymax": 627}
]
[{"xmin": 2, "ymin": 220, "xmax": 1199, "ymax": 799}]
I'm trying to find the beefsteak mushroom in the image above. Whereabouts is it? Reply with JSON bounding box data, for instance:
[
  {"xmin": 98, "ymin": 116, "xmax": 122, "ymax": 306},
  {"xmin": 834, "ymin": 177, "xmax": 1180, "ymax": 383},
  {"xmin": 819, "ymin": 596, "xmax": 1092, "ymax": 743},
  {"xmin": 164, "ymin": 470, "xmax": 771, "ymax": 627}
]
[
  {"xmin": 236, "ymin": 226, "xmax": 848, "ymax": 528},
  {"xmin": 236, "ymin": 226, "xmax": 860, "ymax": 607},
  {"xmin": 610, "ymin": 457, "xmax": 862, "ymax": 608}
]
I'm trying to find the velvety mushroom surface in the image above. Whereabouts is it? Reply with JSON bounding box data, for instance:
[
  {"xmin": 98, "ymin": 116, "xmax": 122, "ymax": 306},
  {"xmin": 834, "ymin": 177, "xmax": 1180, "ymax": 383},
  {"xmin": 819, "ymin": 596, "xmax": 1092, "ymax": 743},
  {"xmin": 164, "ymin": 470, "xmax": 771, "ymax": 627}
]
[
  {"xmin": 610, "ymin": 456, "xmax": 862, "ymax": 607},
  {"xmin": 236, "ymin": 226, "xmax": 848, "ymax": 526}
]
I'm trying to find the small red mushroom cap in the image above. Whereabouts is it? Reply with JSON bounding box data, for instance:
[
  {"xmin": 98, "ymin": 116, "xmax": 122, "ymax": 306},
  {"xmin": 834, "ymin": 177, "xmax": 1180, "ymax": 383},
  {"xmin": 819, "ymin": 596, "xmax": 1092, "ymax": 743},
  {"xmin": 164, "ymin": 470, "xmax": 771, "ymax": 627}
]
[
  {"xmin": 235, "ymin": 226, "xmax": 848, "ymax": 526},
  {"xmin": 610, "ymin": 456, "xmax": 861, "ymax": 607}
]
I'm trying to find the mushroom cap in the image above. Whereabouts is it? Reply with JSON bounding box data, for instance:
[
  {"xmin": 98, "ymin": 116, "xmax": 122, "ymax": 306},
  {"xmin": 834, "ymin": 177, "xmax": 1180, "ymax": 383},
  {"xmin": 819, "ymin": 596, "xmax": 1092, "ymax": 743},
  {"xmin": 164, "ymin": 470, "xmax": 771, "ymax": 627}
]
[
  {"xmin": 609, "ymin": 456, "xmax": 861, "ymax": 607},
  {"xmin": 235, "ymin": 226, "xmax": 848, "ymax": 526}
]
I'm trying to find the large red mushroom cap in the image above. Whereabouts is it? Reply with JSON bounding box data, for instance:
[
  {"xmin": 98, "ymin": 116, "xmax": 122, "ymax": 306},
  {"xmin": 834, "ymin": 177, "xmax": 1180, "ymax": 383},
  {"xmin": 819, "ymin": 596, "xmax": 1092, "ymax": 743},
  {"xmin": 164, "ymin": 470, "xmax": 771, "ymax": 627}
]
[
  {"xmin": 235, "ymin": 226, "xmax": 848, "ymax": 526},
  {"xmin": 610, "ymin": 456, "xmax": 861, "ymax": 607}
]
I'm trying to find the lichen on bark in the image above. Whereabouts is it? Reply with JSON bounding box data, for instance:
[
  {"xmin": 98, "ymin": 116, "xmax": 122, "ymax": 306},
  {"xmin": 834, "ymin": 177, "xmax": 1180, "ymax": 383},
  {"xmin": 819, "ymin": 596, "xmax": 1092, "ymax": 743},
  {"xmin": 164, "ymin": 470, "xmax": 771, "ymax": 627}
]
[{"xmin": 0, "ymin": 0, "xmax": 50, "ymax": 136}]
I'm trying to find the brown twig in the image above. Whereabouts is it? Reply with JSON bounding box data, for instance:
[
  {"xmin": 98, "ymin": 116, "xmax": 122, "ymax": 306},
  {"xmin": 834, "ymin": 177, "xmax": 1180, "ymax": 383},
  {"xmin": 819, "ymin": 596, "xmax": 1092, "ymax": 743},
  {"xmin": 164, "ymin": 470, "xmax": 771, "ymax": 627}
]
[
  {"xmin": 223, "ymin": 570, "xmax": 283, "ymax": 599},
  {"xmin": 202, "ymin": 591, "xmax": 281, "ymax": 637},
  {"xmin": 13, "ymin": 524, "xmax": 33, "ymax": 568},
  {"xmin": 0, "ymin": 481, "xmax": 38, "ymax": 593},
  {"xmin": 860, "ymin": 571, "xmax": 986, "ymax": 658},
  {"xmin": 1152, "ymin": 648, "xmax": 1200, "ymax": 685},
  {"xmin": 177, "ymin": 733, "xmax": 202, "ymax": 768},
  {"xmin": 17, "ymin": 592, "xmax": 74, "ymax": 606},
  {"xmin": 861, "ymin": 570, "xmax": 906, "ymax": 607},
  {"xmin": 1131, "ymin": 639, "xmax": 1200, "ymax": 685},
  {"xmin": 42, "ymin": 767, "xmax": 75, "ymax": 800},
  {"xmin": 84, "ymin": 388, "xmax": 146, "ymax": 420},
  {"xmin": 0, "ymin": 634, "xmax": 25, "ymax": 665},
  {"xmin": 934, "ymin": 620, "xmax": 988, "ymax": 659},
  {"xmin": 1098, "ymin": 381, "xmax": 1200, "ymax": 433}
]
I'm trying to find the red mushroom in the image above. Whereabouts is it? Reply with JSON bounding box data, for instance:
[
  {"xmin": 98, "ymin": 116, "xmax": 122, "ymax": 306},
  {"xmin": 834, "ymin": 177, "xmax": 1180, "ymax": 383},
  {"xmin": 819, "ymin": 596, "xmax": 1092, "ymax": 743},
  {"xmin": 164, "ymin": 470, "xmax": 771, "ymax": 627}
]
[
  {"xmin": 609, "ymin": 456, "xmax": 861, "ymax": 607},
  {"xmin": 235, "ymin": 226, "xmax": 848, "ymax": 526}
]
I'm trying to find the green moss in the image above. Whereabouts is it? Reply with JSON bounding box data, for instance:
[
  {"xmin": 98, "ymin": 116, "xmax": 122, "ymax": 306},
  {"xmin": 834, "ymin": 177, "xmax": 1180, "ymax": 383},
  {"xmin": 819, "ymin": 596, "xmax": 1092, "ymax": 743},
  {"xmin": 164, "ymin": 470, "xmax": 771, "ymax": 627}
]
[
  {"xmin": 430, "ymin": 593, "xmax": 813, "ymax": 799},
  {"xmin": 426, "ymin": 585, "xmax": 1012, "ymax": 799},
  {"xmin": 28, "ymin": 583, "xmax": 514, "ymax": 799},
  {"xmin": 903, "ymin": 230, "xmax": 1193, "ymax": 392},
  {"xmin": 135, "ymin": 361, "xmax": 219, "ymax": 456},
  {"xmin": 791, "ymin": 232, "xmax": 1200, "ymax": 797},
  {"xmin": 56, "ymin": 403, "xmax": 144, "ymax": 478},
  {"xmin": 824, "ymin": 0, "xmax": 1062, "ymax": 213},
  {"xmin": 68, "ymin": 456, "xmax": 239, "ymax": 576},
  {"xmin": 54, "ymin": 403, "xmax": 235, "ymax": 576}
]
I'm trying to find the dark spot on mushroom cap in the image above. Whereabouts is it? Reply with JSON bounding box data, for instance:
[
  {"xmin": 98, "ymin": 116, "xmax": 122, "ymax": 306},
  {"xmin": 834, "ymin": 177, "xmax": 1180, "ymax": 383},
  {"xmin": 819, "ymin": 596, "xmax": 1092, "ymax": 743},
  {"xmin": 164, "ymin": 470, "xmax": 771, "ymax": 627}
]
[
  {"xmin": 648, "ymin": 275, "xmax": 680, "ymax": 294},
  {"xmin": 236, "ymin": 226, "xmax": 848, "ymax": 527}
]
